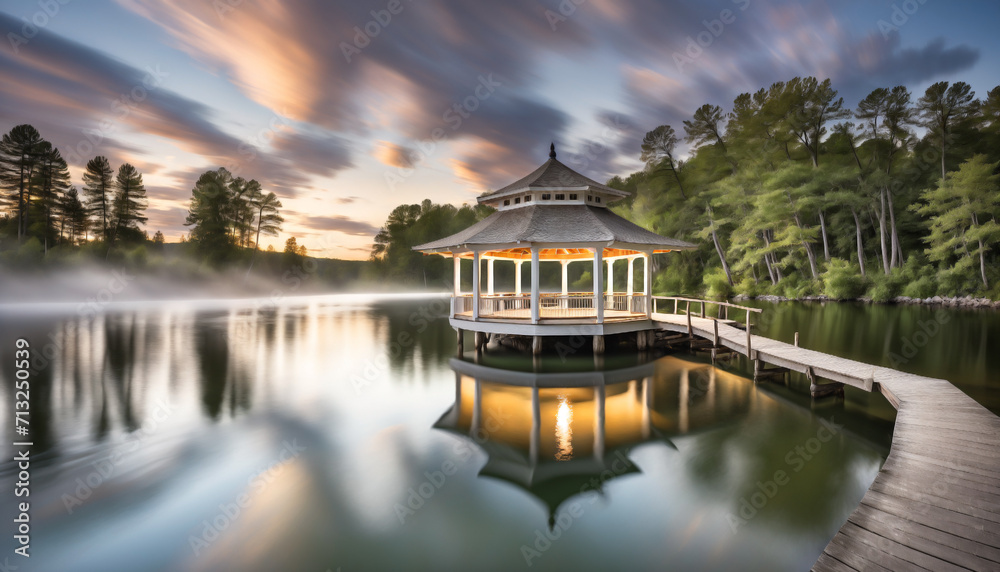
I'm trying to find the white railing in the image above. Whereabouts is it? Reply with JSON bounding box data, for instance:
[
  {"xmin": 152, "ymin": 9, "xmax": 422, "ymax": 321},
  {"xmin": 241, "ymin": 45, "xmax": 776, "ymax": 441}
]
[
  {"xmin": 606, "ymin": 293, "xmax": 648, "ymax": 313},
  {"xmin": 453, "ymin": 295, "xmax": 473, "ymax": 316},
  {"xmin": 540, "ymin": 294, "xmax": 595, "ymax": 318},
  {"xmin": 479, "ymin": 294, "xmax": 532, "ymax": 317},
  {"xmin": 453, "ymin": 292, "xmax": 650, "ymax": 320}
]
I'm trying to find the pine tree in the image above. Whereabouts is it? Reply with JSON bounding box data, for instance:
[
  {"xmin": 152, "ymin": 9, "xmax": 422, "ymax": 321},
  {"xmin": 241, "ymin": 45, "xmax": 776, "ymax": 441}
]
[
  {"xmin": 914, "ymin": 155, "xmax": 1000, "ymax": 289},
  {"xmin": 640, "ymin": 125, "xmax": 685, "ymax": 198},
  {"xmin": 250, "ymin": 188, "xmax": 282, "ymax": 250},
  {"xmin": 185, "ymin": 168, "xmax": 234, "ymax": 253},
  {"xmin": 83, "ymin": 156, "xmax": 115, "ymax": 241},
  {"xmin": 916, "ymin": 81, "xmax": 977, "ymax": 181},
  {"xmin": 31, "ymin": 143, "xmax": 71, "ymax": 251},
  {"xmin": 0, "ymin": 124, "xmax": 44, "ymax": 241},
  {"xmin": 108, "ymin": 163, "xmax": 148, "ymax": 250},
  {"xmin": 59, "ymin": 187, "xmax": 88, "ymax": 245}
]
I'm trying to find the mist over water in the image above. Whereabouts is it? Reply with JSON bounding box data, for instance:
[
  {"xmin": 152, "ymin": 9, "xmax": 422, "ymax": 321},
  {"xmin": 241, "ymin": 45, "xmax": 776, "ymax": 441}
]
[{"xmin": 0, "ymin": 295, "xmax": 895, "ymax": 571}]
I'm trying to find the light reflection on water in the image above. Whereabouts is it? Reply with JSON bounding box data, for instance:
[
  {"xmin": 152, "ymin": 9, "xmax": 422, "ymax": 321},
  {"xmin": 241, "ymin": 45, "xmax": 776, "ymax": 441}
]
[
  {"xmin": 0, "ymin": 294, "xmax": 894, "ymax": 572},
  {"xmin": 554, "ymin": 395, "xmax": 573, "ymax": 461}
]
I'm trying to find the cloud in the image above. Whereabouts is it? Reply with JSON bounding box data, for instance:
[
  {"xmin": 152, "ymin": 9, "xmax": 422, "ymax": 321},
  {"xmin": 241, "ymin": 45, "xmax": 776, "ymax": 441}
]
[
  {"xmin": 0, "ymin": 11, "xmax": 357, "ymax": 206},
  {"xmin": 374, "ymin": 141, "xmax": 415, "ymax": 168},
  {"xmin": 270, "ymin": 129, "xmax": 354, "ymax": 178},
  {"xmin": 144, "ymin": 205, "xmax": 189, "ymax": 237},
  {"xmin": 0, "ymin": 11, "xmax": 242, "ymax": 165},
  {"xmin": 3, "ymin": 0, "xmax": 990, "ymax": 214},
  {"xmin": 120, "ymin": 0, "xmax": 585, "ymax": 188},
  {"xmin": 299, "ymin": 214, "xmax": 379, "ymax": 237},
  {"xmin": 615, "ymin": 2, "xmax": 981, "ymax": 160}
]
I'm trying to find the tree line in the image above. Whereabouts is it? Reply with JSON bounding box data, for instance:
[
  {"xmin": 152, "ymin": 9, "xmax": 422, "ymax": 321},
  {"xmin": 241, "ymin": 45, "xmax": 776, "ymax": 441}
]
[
  {"xmin": 371, "ymin": 78, "xmax": 1000, "ymax": 300},
  {"xmin": 613, "ymin": 78, "xmax": 1000, "ymax": 300},
  {"xmin": 182, "ymin": 166, "xmax": 283, "ymax": 265},
  {"xmin": 370, "ymin": 199, "xmax": 492, "ymax": 286},
  {"xmin": 0, "ymin": 123, "xmax": 289, "ymax": 269},
  {"xmin": 0, "ymin": 124, "xmax": 148, "ymax": 254}
]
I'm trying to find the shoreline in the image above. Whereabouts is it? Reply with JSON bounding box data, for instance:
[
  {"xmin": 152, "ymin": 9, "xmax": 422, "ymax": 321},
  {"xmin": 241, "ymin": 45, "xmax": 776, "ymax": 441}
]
[{"xmin": 733, "ymin": 293, "xmax": 1000, "ymax": 309}]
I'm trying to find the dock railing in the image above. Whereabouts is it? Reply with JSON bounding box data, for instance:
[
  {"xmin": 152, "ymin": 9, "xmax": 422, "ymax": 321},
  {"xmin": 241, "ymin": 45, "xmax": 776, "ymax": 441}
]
[{"xmin": 651, "ymin": 296, "xmax": 763, "ymax": 356}]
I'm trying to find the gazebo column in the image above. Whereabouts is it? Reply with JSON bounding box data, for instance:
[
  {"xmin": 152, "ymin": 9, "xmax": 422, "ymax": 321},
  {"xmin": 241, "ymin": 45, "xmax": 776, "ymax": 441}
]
[
  {"xmin": 560, "ymin": 260, "xmax": 569, "ymax": 295},
  {"xmin": 453, "ymin": 254, "xmax": 462, "ymax": 319},
  {"xmin": 530, "ymin": 246, "xmax": 540, "ymax": 324},
  {"xmin": 643, "ymin": 252, "xmax": 652, "ymax": 319},
  {"xmin": 515, "ymin": 260, "xmax": 523, "ymax": 296},
  {"xmin": 592, "ymin": 247, "xmax": 604, "ymax": 324},
  {"xmin": 607, "ymin": 258, "xmax": 614, "ymax": 297},
  {"xmin": 472, "ymin": 250, "xmax": 481, "ymax": 320},
  {"xmin": 627, "ymin": 256, "xmax": 635, "ymax": 296},
  {"xmin": 487, "ymin": 258, "xmax": 495, "ymax": 296}
]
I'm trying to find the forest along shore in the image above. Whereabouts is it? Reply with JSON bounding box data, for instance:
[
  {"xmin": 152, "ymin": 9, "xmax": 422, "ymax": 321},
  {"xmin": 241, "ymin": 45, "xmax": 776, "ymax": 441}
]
[{"xmin": 735, "ymin": 294, "xmax": 1000, "ymax": 309}]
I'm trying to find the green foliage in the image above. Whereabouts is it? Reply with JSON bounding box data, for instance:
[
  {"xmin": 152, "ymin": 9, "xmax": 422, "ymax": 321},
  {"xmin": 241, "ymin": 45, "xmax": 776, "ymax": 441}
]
[
  {"xmin": 902, "ymin": 275, "xmax": 936, "ymax": 299},
  {"xmin": 598, "ymin": 76, "xmax": 1000, "ymax": 302},
  {"xmin": 108, "ymin": 163, "xmax": 148, "ymax": 249},
  {"xmin": 703, "ymin": 268, "xmax": 732, "ymax": 299},
  {"xmin": 184, "ymin": 167, "xmax": 281, "ymax": 266},
  {"xmin": 186, "ymin": 168, "xmax": 237, "ymax": 260},
  {"xmin": 652, "ymin": 253, "xmax": 701, "ymax": 295},
  {"xmin": 734, "ymin": 276, "xmax": 763, "ymax": 298},
  {"xmin": 83, "ymin": 156, "xmax": 114, "ymax": 240},
  {"xmin": 867, "ymin": 270, "xmax": 903, "ymax": 302},
  {"xmin": 773, "ymin": 274, "xmax": 817, "ymax": 299},
  {"xmin": 822, "ymin": 258, "xmax": 868, "ymax": 300},
  {"xmin": 125, "ymin": 244, "xmax": 148, "ymax": 268},
  {"xmin": 913, "ymin": 155, "xmax": 1000, "ymax": 290},
  {"xmin": 0, "ymin": 124, "xmax": 43, "ymax": 241},
  {"xmin": 371, "ymin": 198, "xmax": 491, "ymax": 286}
]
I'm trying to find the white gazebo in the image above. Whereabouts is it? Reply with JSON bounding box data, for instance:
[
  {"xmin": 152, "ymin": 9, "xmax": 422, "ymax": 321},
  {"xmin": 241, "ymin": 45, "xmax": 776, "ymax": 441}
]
[{"xmin": 414, "ymin": 144, "xmax": 696, "ymax": 352}]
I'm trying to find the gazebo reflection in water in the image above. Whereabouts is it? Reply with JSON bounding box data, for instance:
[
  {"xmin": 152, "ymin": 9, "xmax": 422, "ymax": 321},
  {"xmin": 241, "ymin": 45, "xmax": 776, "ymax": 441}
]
[{"xmin": 434, "ymin": 356, "xmax": 756, "ymax": 524}]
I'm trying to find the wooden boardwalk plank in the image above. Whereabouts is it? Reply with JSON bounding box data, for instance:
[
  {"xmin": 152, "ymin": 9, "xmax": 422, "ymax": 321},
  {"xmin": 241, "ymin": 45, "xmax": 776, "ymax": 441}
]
[
  {"xmin": 649, "ymin": 312, "xmax": 1000, "ymax": 572},
  {"xmin": 861, "ymin": 489, "xmax": 1000, "ymax": 548},
  {"xmin": 850, "ymin": 502, "xmax": 1000, "ymax": 569}
]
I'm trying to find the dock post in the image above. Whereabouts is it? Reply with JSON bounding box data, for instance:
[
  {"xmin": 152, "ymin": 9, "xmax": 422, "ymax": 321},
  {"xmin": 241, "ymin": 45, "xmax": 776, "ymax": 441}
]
[
  {"xmin": 686, "ymin": 302, "xmax": 693, "ymax": 337},
  {"xmin": 745, "ymin": 310, "xmax": 752, "ymax": 357},
  {"xmin": 456, "ymin": 328, "xmax": 464, "ymax": 354},
  {"xmin": 794, "ymin": 332, "xmax": 799, "ymax": 347},
  {"xmin": 713, "ymin": 319, "xmax": 720, "ymax": 348},
  {"xmin": 637, "ymin": 330, "xmax": 647, "ymax": 350},
  {"xmin": 475, "ymin": 331, "xmax": 487, "ymax": 350},
  {"xmin": 593, "ymin": 335, "xmax": 605, "ymax": 354},
  {"xmin": 532, "ymin": 335, "xmax": 542, "ymax": 356}
]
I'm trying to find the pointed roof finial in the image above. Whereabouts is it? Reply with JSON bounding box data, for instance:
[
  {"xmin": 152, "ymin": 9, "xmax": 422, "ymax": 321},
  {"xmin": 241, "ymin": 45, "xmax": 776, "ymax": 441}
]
[{"xmin": 549, "ymin": 142, "xmax": 556, "ymax": 159}]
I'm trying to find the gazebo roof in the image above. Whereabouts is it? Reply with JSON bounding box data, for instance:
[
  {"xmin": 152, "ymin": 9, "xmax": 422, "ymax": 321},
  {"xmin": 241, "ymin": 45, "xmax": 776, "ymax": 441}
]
[
  {"xmin": 478, "ymin": 155, "xmax": 628, "ymax": 204},
  {"xmin": 414, "ymin": 144, "xmax": 696, "ymax": 259},
  {"xmin": 413, "ymin": 204, "xmax": 696, "ymax": 257}
]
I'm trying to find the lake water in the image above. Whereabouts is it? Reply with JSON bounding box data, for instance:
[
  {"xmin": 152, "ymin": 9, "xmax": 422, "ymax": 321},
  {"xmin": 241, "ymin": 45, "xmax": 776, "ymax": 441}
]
[
  {"xmin": 0, "ymin": 294, "xmax": 928, "ymax": 571},
  {"xmin": 740, "ymin": 299, "xmax": 1000, "ymax": 415}
]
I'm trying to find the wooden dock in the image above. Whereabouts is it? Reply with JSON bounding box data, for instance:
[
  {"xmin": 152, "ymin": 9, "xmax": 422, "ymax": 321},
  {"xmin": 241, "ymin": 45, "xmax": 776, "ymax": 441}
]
[{"xmin": 650, "ymin": 311, "xmax": 1000, "ymax": 571}]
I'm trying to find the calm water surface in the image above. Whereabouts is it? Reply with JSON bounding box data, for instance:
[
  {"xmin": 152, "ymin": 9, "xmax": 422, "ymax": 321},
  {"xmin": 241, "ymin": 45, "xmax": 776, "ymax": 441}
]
[
  {"xmin": 0, "ymin": 294, "xmax": 907, "ymax": 571},
  {"xmin": 741, "ymin": 299, "xmax": 1000, "ymax": 415}
]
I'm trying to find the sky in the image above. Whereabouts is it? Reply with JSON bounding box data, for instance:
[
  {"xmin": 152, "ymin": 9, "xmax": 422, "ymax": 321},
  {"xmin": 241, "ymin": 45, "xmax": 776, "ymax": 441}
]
[{"xmin": 1, "ymin": 0, "xmax": 998, "ymax": 259}]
